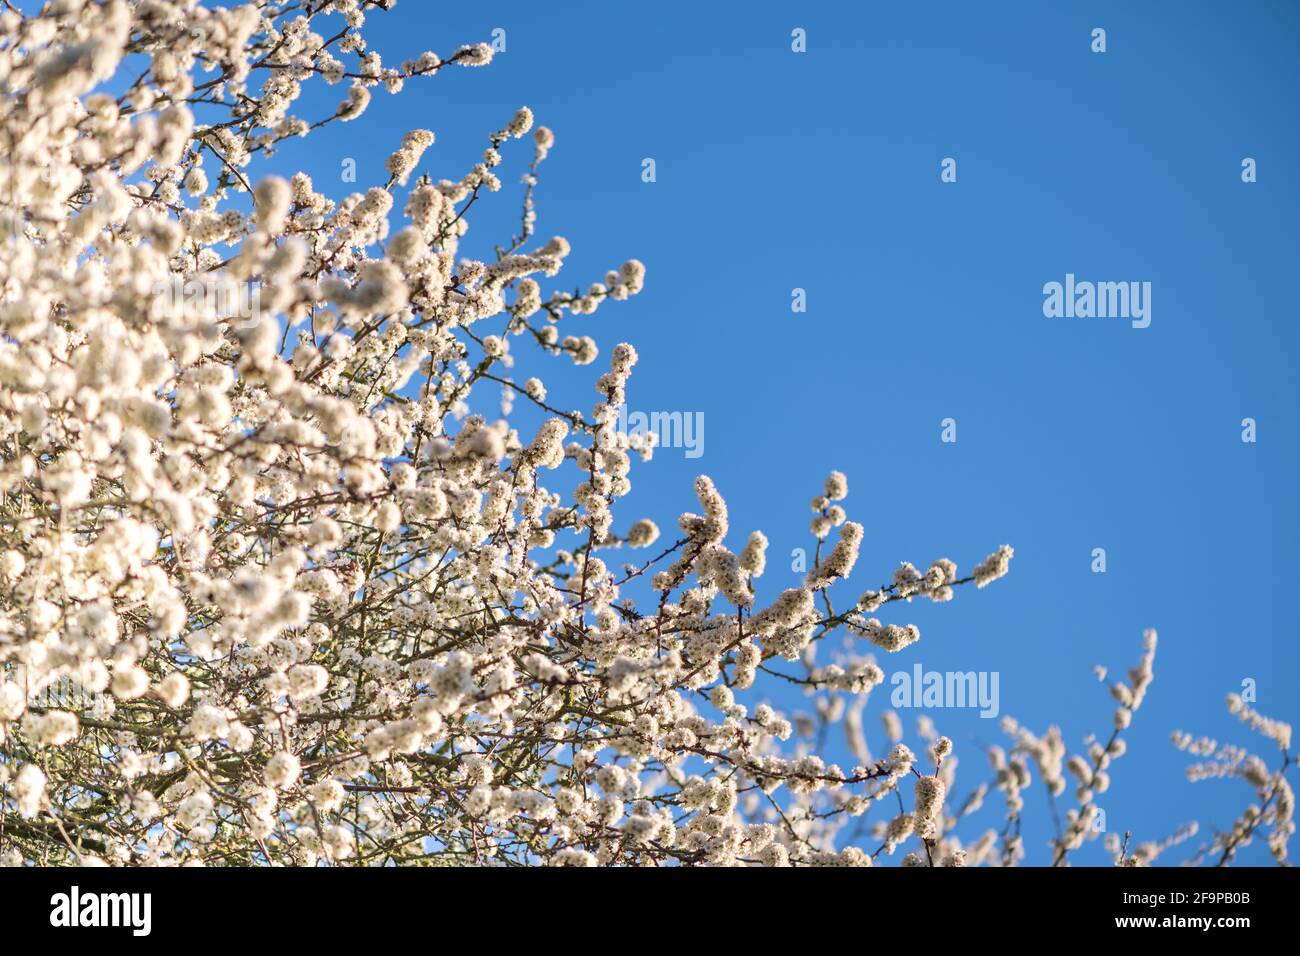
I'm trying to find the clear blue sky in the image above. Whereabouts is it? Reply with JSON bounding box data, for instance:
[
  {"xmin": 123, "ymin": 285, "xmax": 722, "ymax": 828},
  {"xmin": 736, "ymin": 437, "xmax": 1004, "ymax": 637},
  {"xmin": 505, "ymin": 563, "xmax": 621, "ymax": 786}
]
[{"xmin": 264, "ymin": 0, "xmax": 1300, "ymax": 864}]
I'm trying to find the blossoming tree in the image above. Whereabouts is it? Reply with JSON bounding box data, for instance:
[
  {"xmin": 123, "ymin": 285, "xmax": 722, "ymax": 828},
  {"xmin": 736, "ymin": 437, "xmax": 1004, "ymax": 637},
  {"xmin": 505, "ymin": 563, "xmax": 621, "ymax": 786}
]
[{"xmin": 0, "ymin": 0, "xmax": 1290, "ymax": 867}]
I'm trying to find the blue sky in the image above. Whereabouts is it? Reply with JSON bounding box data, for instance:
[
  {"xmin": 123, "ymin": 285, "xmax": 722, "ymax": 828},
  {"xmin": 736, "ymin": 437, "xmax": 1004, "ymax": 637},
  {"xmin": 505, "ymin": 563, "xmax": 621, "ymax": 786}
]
[{"xmin": 260, "ymin": 1, "xmax": 1300, "ymax": 864}]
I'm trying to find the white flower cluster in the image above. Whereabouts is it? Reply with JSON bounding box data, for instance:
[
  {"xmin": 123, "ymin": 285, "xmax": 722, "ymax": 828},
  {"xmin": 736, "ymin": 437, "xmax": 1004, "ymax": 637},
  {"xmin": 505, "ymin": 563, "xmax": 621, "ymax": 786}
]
[
  {"xmin": 0, "ymin": 0, "xmax": 1020, "ymax": 867},
  {"xmin": 1172, "ymin": 696, "xmax": 1294, "ymax": 864}
]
